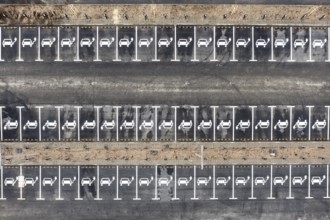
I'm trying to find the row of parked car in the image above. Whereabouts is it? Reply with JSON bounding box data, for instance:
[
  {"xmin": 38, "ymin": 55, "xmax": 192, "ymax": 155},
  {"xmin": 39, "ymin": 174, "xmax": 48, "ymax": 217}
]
[{"xmin": 2, "ymin": 36, "xmax": 326, "ymax": 49}]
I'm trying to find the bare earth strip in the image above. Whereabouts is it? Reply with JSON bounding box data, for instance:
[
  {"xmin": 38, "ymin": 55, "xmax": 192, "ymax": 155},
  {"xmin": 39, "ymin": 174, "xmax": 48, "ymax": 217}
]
[
  {"xmin": 0, "ymin": 4, "xmax": 329, "ymax": 26},
  {"xmin": 1, "ymin": 141, "xmax": 329, "ymax": 165}
]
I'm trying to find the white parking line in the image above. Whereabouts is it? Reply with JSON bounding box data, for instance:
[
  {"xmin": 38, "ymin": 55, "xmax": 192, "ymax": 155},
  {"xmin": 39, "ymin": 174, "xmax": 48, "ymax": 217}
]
[
  {"xmin": 286, "ymin": 164, "xmax": 294, "ymax": 199},
  {"xmin": 74, "ymin": 106, "xmax": 82, "ymax": 141},
  {"xmin": 113, "ymin": 26, "xmax": 121, "ymax": 61},
  {"xmin": 0, "ymin": 106, "xmax": 4, "ymax": 141},
  {"xmin": 95, "ymin": 165, "xmax": 102, "ymax": 200},
  {"xmin": 191, "ymin": 165, "xmax": 199, "ymax": 200},
  {"xmin": 211, "ymin": 106, "xmax": 218, "ymax": 141},
  {"xmin": 250, "ymin": 106, "xmax": 257, "ymax": 141},
  {"xmin": 152, "ymin": 165, "xmax": 159, "ymax": 200},
  {"xmin": 172, "ymin": 165, "xmax": 179, "ymax": 200},
  {"xmin": 210, "ymin": 165, "xmax": 218, "ymax": 200},
  {"xmin": 152, "ymin": 26, "xmax": 160, "ymax": 62},
  {"xmin": 0, "ymin": 165, "xmax": 5, "ymax": 200},
  {"xmin": 74, "ymin": 27, "xmax": 82, "ymax": 62},
  {"xmin": 268, "ymin": 106, "xmax": 276, "ymax": 141},
  {"xmin": 94, "ymin": 106, "xmax": 102, "ymax": 141},
  {"xmin": 249, "ymin": 165, "xmax": 256, "ymax": 199},
  {"xmin": 307, "ymin": 27, "xmax": 314, "ymax": 62},
  {"xmin": 133, "ymin": 106, "xmax": 141, "ymax": 141},
  {"xmin": 17, "ymin": 106, "xmax": 24, "ymax": 141},
  {"xmin": 133, "ymin": 26, "xmax": 141, "ymax": 62},
  {"xmin": 133, "ymin": 165, "xmax": 141, "ymax": 200},
  {"xmin": 152, "ymin": 106, "xmax": 160, "ymax": 141},
  {"xmin": 249, "ymin": 26, "xmax": 257, "ymax": 62},
  {"xmin": 171, "ymin": 25, "xmax": 179, "ymax": 62},
  {"xmin": 0, "ymin": 27, "xmax": 3, "ymax": 61},
  {"xmin": 113, "ymin": 106, "xmax": 121, "ymax": 141},
  {"xmin": 75, "ymin": 165, "xmax": 82, "ymax": 200},
  {"xmin": 326, "ymin": 106, "xmax": 330, "ymax": 141},
  {"xmin": 172, "ymin": 106, "xmax": 180, "ymax": 142},
  {"xmin": 288, "ymin": 106, "xmax": 295, "ymax": 141},
  {"xmin": 306, "ymin": 164, "xmax": 313, "ymax": 199},
  {"xmin": 269, "ymin": 27, "xmax": 276, "ymax": 62},
  {"xmin": 192, "ymin": 26, "xmax": 198, "ymax": 62},
  {"xmin": 16, "ymin": 27, "xmax": 23, "ymax": 62},
  {"xmin": 191, "ymin": 106, "xmax": 199, "ymax": 141},
  {"xmin": 36, "ymin": 166, "xmax": 44, "ymax": 200},
  {"xmin": 230, "ymin": 26, "xmax": 238, "ymax": 62},
  {"xmin": 17, "ymin": 165, "xmax": 25, "ymax": 200},
  {"xmin": 327, "ymin": 27, "xmax": 330, "ymax": 62},
  {"xmin": 55, "ymin": 106, "xmax": 63, "ymax": 141},
  {"xmin": 324, "ymin": 164, "xmax": 330, "ymax": 199},
  {"xmin": 36, "ymin": 27, "xmax": 43, "ymax": 62},
  {"xmin": 307, "ymin": 106, "xmax": 314, "ymax": 141},
  {"xmin": 288, "ymin": 27, "xmax": 295, "ymax": 62},
  {"xmin": 36, "ymin": 106, "xmax": 43, "ymax": 141},
  {"xmin": 229, "ymin": 106, "xmax": 237, "ymax": 141},
  {"xmin": 56, "ymin": 166, "xmax": 64, "ymax": 200},
  {"xmin": 94, "ymin": 26, "xmax": 101, "ymax": 62},
  {"xmin": 229, "ymin": 165, "xmax": 237, "ymax": 199},
  {"xmin": 267, "ymin": 165, "xmax": 275, "ymax": 199},
  {"xmin": 55, "ymin": 27, "xmax": 62, "ymax": 61},
  {"xmin": 114, "ymin": 165, "xmax": 121, "ymax": 200},
  {"xmin": 211, "ymin": 26, "xmax": 218, "ymax": 62}
]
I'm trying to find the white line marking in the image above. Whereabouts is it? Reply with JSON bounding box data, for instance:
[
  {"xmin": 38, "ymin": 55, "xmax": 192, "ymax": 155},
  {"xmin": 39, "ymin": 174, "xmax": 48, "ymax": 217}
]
[
  {"xmin": 288, "ymin": 27, "xmax": 295, "ymax": 62},
  {"xmin": 327, "ymin": 27, "xmax": 330, "ymax": 62},
  {"xmin": 133, "ymin": 165, "xmax": 141, "ymax": 200},
  {"xmin": 36, "ymin": 165, "xmax": 44, "ymax": 200},
  {"xmin": 249, "ymin": 26, "xmax": 257, "ymax": 62},
  {"xmin": 56, "ymin": 165, "xmax": 63, "ymax": 200},
  {"xmin": 268, "ymin": 106, "xmax": 276, "ymax": 141},
  {"xmin": 171, "ymin": 25, "xmax": 179, "ymax": 61},
  {"xmin": 133, "ymin": 26, "xmax": 141, "ymax": 62},
  {"xmin": 74, "ymin": 106, "xmax": 82, "ymax": 141},
  {"xmin": 211, "ymin": 26, "xmax": 218, "ymax": 62},
  {"xmin": 191, "ymin": 106, "xmax": 199, "ymax": 141},
  {"xmin": 75, "ymin": 165, "xmax": 82, "ymax": 200},
  {"xmin": 114, "ymin": 165, "xmax": 121, "ymax": 200},
  {"xmin": 0, "ymin": 165, "xmax": 6, "ymax": 200},
  {"xmin": 152, "ymin": 106, "xmax": 160, "ymax": 141},
  {"xmin": 325, "ymin": 164, "xmax": 330, "ymax": 198},
  {"xmin": 16, "ymin": 27, "xmax": 23, "ymax": 61},
  {"xmin": 267, "ymin": 165, "xmax": 275, "ymax": 199},
  {"xmin": 113, "ymin": 106, "xmax": 121, "ymax": 141},
  {"xmin": 55, "ymin": 106, "xmax": 63, "ymax": 141},
  {"xmin": 192, "ymin": 26, "xmax": 198, "ymax": 62},
  {"xmin": 191, "ymin": 165, "xmax": 199, "ymax": 200},
  {"xmin": 306, "ymin": 106, "xmax": 314, "ymax": 141},
  {"xmin": 229, "ymin": 165, "xmax": 237, "ymax": 199},
  {"xmin": 0, "ymin": 27, "xmax": 3, "ymax": 61},
  {"xmin": 36, "ymin": 106, "xmax": 43, "ymax": 141},
  {"xmin": 327, "ymin": 106, "xmax": 330, "ymax": 141},
  {"xmin": 94, "ymin": 165, "xmax": 102, "ymax": 200},
  {"xmin": 288, "ymin": 106, "xmax": 295, "ymax": 141},
  {"xmin": 152, "ymin": 26, "xmax": 160, "ymax": 62},
  {"xmin": 55, "ymin": 27, "xmax": 62, "ymax": 61},
  {"xmin": 133, "ymin": 106, "xmax": 141, "ymax": 141},
  {"xmin": 35, "ymin": 27, "xmax": 43, "ymax": 61},
  {"xmin": 172, "ymin": 106, "xmax": 179, "ymax": 142},
  {"xmin": 307, "ymin": 27, "xmax": 314, "ymax": 62},
  {"xmin": 94, "ymin": 106, "xmax": 102, "ymax": 141},
  {"xmin": 17, "ymin": 106, "xmax": 24, "ymax": 142},
  {"xmin": 249, "ymin": 165, "xmax": 256, "ymax": 199},
  {"xmin": 210, "ymin": 165, "xmax": 218, "ymax": 200},
  {"xmin": 230, "ymin": 26, "xmax": 238, "ymax": 61},
  {"xmin": 211, "ymin": 106, "xmax": 218, "ymax": 141},
  {"xmin": 94, "ymin": 26, "xmax": 101, "ymax": 62},
  {"xmin": 172, "ymin": 165, "xmax": 179, "ymax": 200},
  {"xmin": 74, "ymin": 26, "xmax": 82, "ymax": 62},
  {"xmin": 286, "ymin": 164, "xmax": 294, "ymax": 199},
  {"xmin": 306, "ymin": 164, "xmax": 313, "ymax": 199},
  {"xmin": 17, "ymin": 165, "xmax": 25, "ymax": 200},
  {"xmin": 250, "ymin": 106, "xmax": 257, "ymax": 141},
  {"xmin": 269, "ymin": 26, "xmax": 276, "ymax": 62},
  {"xmin": 0, "ymin": 106, "xmax": 4, "ymax": 141},
  {"xmin": 152, "ymin": 165, "xmax": 159, "ymax": 200},
  {"xmin": 113, "ymin": 26, "xmax": 121, "ymax": 61}
]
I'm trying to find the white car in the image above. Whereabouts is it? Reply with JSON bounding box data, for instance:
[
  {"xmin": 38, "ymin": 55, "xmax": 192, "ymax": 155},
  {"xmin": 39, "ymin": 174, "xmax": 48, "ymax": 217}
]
[
  {"xmin": 100, "ymin": 120, "xmax": 115, "ymax": 130},
  {"xmin": 236, "ymin": 38, "xmax": 250, "ymax": 47},
  {"xmin": 292, "ymin": 175, "xmax": 307, "ymax": 185},
  {"xmin": 178, "ymin": 120, "xmax": 193, "ymax": 130},
  {"xmin": 312, "ymin": 120, "xmax": 326, "ymax": 129},
  {"xmin": 177, "ymin": 176, "xmax": 192, "ymax": 186},
  {"xmin": 139, "ymin": 38, "xmax": 153, "ymax": 47},
  {"xmin": 120, "ymin": 120, "xmax": 135, "ymax": 130},
  {"xmin": 197, "ymin": 176, "xmax": 212, "ymax": 186},
  {"xmin": 254, "ymin": 176, "xmax": 269, "ymax": 186},
  {"xmin": 22, "ymin": 37, "xmax": 37, "ymax": 47},
  {"xmin": 312, "ymin": 39, "xmax": 327, "ymax": 48},
  {"xmin": 159, "ymin": 120, "xmax": 173, "ymax": 130},
  {"xmin": 42, "ymin": 177, "xmax": 57, "ymax": 186},
  {"xmin": 273, "ymin": 176, "xmax": 288, "ymax": 185},
  {"xmin": 4, "ymin": 120, "xmax": 18, "ymax": 130},
  {"xmin": 255, "ymin": 38, "xmax": 270, "ymax": 48},
  {"xmin": 235, "ymin": 176, "xmax": 250, "ymax": 186},
  {"xmin": 119, "ymin": 38, "xmax": 134, "ymax": 47},
  {"xmin": 177, "ymin": 38, "xmax": 192, "ymax": 47},
  {"xmin": 61, "ymin": 37, "xmax": 75, "ymax": 47},
  {"xmin": 81, "ymin": 177, "xmax": 96, "ymax": 186},
  {"xmin": 61, "ymin": 120, "xmax": 76, "ymax": 130},
  {"xmin": 2, "ymin": 37, "xmax": 17, "ymax": 47},
  {"xmin": 255, "ymin": 120, "xmax": 270, "ymax": 129},
  {"xmin": 217, "ymin": 38, "xmax": 231, "ymax": 47},
  {"xmin": 294, "ymin": 38, "xmax": 308, "ymax": 48},
  {"xmin": 139, "ymin": 176, "xmax": 154, "ymax": 186},
  {"xmin": 217, "ymin": 120, "xmax": 231, "ymax": 130},
  {"xmin": 23, "ymin": 120, "xmax": 38, "ymax": 130},
  {"xmin": 293, "ymin": 119, "xmax": 307, "ymax": 130},
  {"xmin": 158, "ymin": 38, "xmax": 173, "ymax": 47},
  {"xmin": 216, "ymin": 177, "xmax": 231, "ymax": 186},
  {"xmin": 311, "ymin": 175, "xmax": 326, "ymax": 185},
  {"xmin": 158, "ymin": 176, "xmax": 173, "ymax": 186},
  {"xmin": 120, "ymin": 177, "xmax": 134, "ymax": 186},
  {"xmin": 235, "ymin": 120, "xmax": 250, "ymax": 130},
  {"xmin": 80, "ymin": 37, "xmax": 95, "ymax": 47},
  {"xmin": 62, "ymin": 176, "xmax": 76, "ymax": 186},
  {"xmin": 41, "ymin": 37, "xmax": 56, "ymax": 47},
  {"xmin": 100, "ymin": 37, "xmax": 115, "ymax": 47},
  {"xmin": 81, "ymin": 120, "xmax": 96, "ymax": 130},
  {"xmin": 4, "ymin": 177, "xmax": 18, "ymax": 186},
  {"xmin": 24, "ymin": 177, "xmax": 38, "ymax": 186},
  {"xmin": 197, "ymin": 38, "xmax": 212, "ymax": 47},
  {"xmin": 139, "ymin": 120, "xmax": 154, "ymax": 130},
  {"xmin": 274, "ymin": 38, "xmax": 289, "ymax": 48},
  {"xmin": 274, "ymin": 120, "xmax": 288, "ymax": 130},
  {"xmin": 42, "ymin": 120, "xmax": 57, "ymax": 130},
  {"xmin": 197, "ymin": 120, "xmax": 212, "ymax": 130},
  {"xmin": 100, "ymin": 177, "xmax": 115, "ymax": 186}
]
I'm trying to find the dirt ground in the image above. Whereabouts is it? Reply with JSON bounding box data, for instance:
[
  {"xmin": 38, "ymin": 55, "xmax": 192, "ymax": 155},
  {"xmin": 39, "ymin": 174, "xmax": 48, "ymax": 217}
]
[
  {"xmin": 0, "ymin": 4, "xmax": 329, "ymax": 26},
  {"xmin": 1, "ymin": 141, "xmax": 329, "ymax": 165}
]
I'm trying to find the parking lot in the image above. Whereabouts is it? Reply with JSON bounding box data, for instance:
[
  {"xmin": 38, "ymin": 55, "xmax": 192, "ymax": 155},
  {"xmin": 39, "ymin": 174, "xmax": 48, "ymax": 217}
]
[
  {"xmin": 1, "ymin": 105, "xmax": 329, "ymax": 142},
  {"xmin": 0, "ymin": 26, "xmax": 329, "ymax": 62},
  {"xmin": 1, "ymin": 164, "xmax": 328, "ymax": 201}
]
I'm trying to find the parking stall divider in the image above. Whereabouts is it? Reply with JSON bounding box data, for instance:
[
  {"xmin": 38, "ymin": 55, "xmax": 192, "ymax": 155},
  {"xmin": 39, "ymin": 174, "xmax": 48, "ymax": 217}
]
[
  {"xmin": 55, "ymin": 106, "xmax": 63, "ymax": 141},
  {"xmin": 248, "ymin": 165, "xmax": 256, "ymax": 199},
  {"xmin": 55, "ymin": 27, "xmax": 62, "ymax": 61},
  {"xmin": 192, "ymin": 26, "xmax": 198, "ymax": 62},
  {"xmin": 324, "ymin": 165, "xmax": 330, "ymax": 198},
  {"xmin": 133, "ymin": 165, "xmax": 141, "ymax": 200},
  {"xmin": 250, "ymin": 106, "xmax": 257, "ymax": 141},
  {"xmin": 269, "ymin": 27, "xmax": 276, "ymax": 62},
  {"xmin": 0, "ymin": 28, "xmax": 3, "ymax": 61},
  {"xmin": 267, "ymin": 165, "xmax": 275, "ymax": 199},
  {"xmin": 16, "ymin": 27, "xmax": 23, "ymax": 61},
  {"xmin": 172, "ymin": 165, "xmax": 179, "ymax": 200},
  {"xmin": 152, "ymin": 165, "xmax": 160, "ymax": 200},
  {"xmin": 171, "ymin": 25, "xmax": 179, "ymax": 62},
  {"xmin": 307, "ymin": 106, "xmax": 314, "ymax": 141},
  {"xmin": 268, "ymin": 106, "xmax": 276, "ymax": 141},
  {"xmin": 211, "ymin": 26, "xmax": 218, "ymax": 62},
  {"xmin": 192, "ymin": 106, "xmax": 199, "ymax": 142},
  {"xmin": 0, "ymin": 165, "xmax": 5, "ymax": 200},
  {"xmin": 113, "ymin": 106, "xmax": 121, "ymax": 141},
  {"xmin": 306, "ymin": 164, "xmax": 313, "ymax": 199},
  {"xmin": 74, "ymin": 106, "xmax": 82, "ymax": 141},
  {"xmin": 249, "ymin": 26, "xmax": 257, "ymax": 62},
  {"xmin": 74, "ymin": 26, "xmax": 82, "ymax": 62},
  {"xmin": 210, "ymin": 165, "xmax": 218, "ymax": 200},
  {"xmin": 286, "ymin": 164, "xmax": 294, "ymax": 199},
  {"xmin": 56, "ymin": 165, "xmax": 64, "ymax": 200},
  {"xmin": 17, "ymin": 106, "xmax": 24, "ymax": 142},
  {"xmin": 0, "ymin": 106, "xmax": 4, "ymax": 141},
  {"xmin": 230, "ymin": 26, "xmax": 238, "ymax": 62},
  {"xmin": 191, "ymin": 165, "xmax": 199, "ymax": 200},
  {"xmin": 307, "ymin": 27, "xmax": 314, "ymax": 62},
  {"xmin": 288, "ymin": 27, "xmax": 295, "ymax": 62},
  {"xmin": 36, "ymin": 106, "xmax": 43, "ymax": 141},
  {"xmin": 94, "ymin": 106, "xmax": 102, "ymax": 142},
  {"xmin": 37, "ymin": 165, "xmax": 45, "ymax": 200},
  {"xmin": 152, "ymin": 26, "xmax": 160, "ymax": 62},
  {"xmin": 211, "ymin": 106, "xmax": 218, "ymax": 142},
  {"xmin": 94, "ymin": 26, "xmax": 101, "ymax": 62},
  {"xmin": 114, "ymin": 165, "xmax": 121, "ymax": 200},
  {"xmin": 172, "ymin": 106, "xmax": 179, "ymax": 142},
  {"xmin": 75, "ymin": 165, "xmax": 82, "ymax": 200},
  {"xmin": 229, "ymin": 165, "xmax": 237, "ymax": 200},
  {"xmin": 133, "ymin": 106, "xmax": 141, "ymax": 141},
  {"xmin": 327, "ymin": 27, "xmax": 330, "ymax": 62},
  {"xmin": 95, "ymin": 165, "xmax": 102, "ymax": 200},
  {"xmin": 152, "ymin": 106, "xmax": 160, "ymax": 141},
  {"xmin": 36, "ymin": 27, "xmax": 43, "ymax": 61},
  {"xmin": 288, "ymin": 106, "xmax": 295, "ymax": 141},
  {"xmin": 17, "ymin": 165, "xmax": 25, "ymax": 200}
]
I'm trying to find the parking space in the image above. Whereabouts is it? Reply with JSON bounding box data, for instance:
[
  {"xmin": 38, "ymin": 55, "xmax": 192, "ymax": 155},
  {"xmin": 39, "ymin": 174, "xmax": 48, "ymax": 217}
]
[
  {"xmin": 80, "ymin": 106, "xmax": 97, "ymax": 141},
  {"xmin": 118, "ymin": 106, "xmax": 136, "ymax": 141},
  {"xmin": 215, "ymin": 26, "xmax": 233, "ymax": 62},
  {"xmin": 98, "ymin": 27, "xmax": 116, "ymax": 61},
  {"xmin": 41, "ymin": 166, "xmax": 59, "ymax": 200},
  {"xmin": 177, "ymin": 106, "xmax": 194, "ymax": 141},
  {"xmin": 235, "ymin": 27, "xmax": 252, "ymax": 61},
  {"xmin": 156, "ymin": 26, "xmax": 174, "ymax": 61},
  {"xmin": 253, "ymin": 165, "xmax": 271, "ymax": 199},
  {"xmin": 254, "ymin": 27, "xmax": 271, "ymax": 62},
  {"xmin": 2, "ymin": 27, "xmax": 18, "ymax": 61},
  {"xmin": 196, "ymin": 27, "xmax": 213, "ymax": 61},
  {"xmin": 59, "ymin": 27, "xmax": 77, "ymax": 62},
  {"xmin": 21, "ymin": 106, "xmax": 39, "ymax": 141},
  {"xmin": 310, "ymin": 164, "xmax": 327, "ymax": 199},
  {"xmin": 99, "ymin": 106, "xmax": 117, "ymax": 141},
  {"xmin": 196, "ymin": 106, "xmax": 213, "ymax": 141},
  {"xmin": 311, "ymin": 106, "xmax": 328, "ymax": 141},
  {"xmin": 292, "ymin": 106, "xmax": 309, "ymax": 141},
  {"xmin": 254, "ymin": 106, "xmax": 271, "ymax": 141},
  {"xmin": 137, "ymin": 27, "xmax": 155, "ymax": 62},
  {"xmin": 3, "ymin": 105, "xmax": 19, "ymax": 141},
  {"xmin": 61, "ymin": 106, "xmax": 78, "ymax": 141},
  {"xmin": 311, "ymin": 27, "xmax": 328, "ymax": 62},
  {"xmin": 40, "ymin": 27, "xmax": 57, "ymax": 62},
  {"xmin": 41, "ymin": 106, "xmax": 59, "ymax": 141},
  {"xmin": 139, "ymin": 106, "xmax": 155, "ymax": 141},
  {"xmin": 118, "ymin": 166, "xmax": 136, "ymax": 200},
  {"xmin": 273, "ymin": 106, "xmax": 291, "ymax": 141},
  {"xmin": 232, "ymin": 165, "xmax": 251, "ymax": 199},
  {"xmin": 158, "ymin": 106, "xmax": 175, "ymax": 141},
  {"xmin": 216, "ymin": 107, "xmax": 233, "ymax": 141},
  {"xmin": 21, "ymin": 27, "xmax": 38, "ymax": 62},
  {"xmin": 235, "ymin": 106, "xmax": 252, "ymax": 141},
  {"xmin": 118, "ymin": 26, "xmax": 135, "ymax": 62},
  {"xmin": 2, "ymin": 166, "xmax": 20, "ymax": 200},
  {"xmin": 272, "ymin": 165, "xmax": 290, "ymax": 199},
  {"xmin": 79, "ymin": 27, "xmax": 96, "ymax": 62},
  {"xmin": 176, "ymin": 26, "xmax": 194, "ymax": 62},
  {"xmin": 60, "ymin": 166, "xmax": 79, "ymax": 200},
  {"xmin": 292, "ymin": 27, "xmax": 310, "ymax": 62}
]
